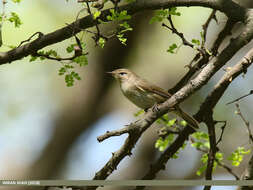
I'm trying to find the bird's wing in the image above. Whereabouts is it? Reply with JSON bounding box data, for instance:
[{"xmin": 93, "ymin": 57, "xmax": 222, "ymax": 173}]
[{"xmin": 136, "ymin": 79, "xmax": 172, "ymax": 99}]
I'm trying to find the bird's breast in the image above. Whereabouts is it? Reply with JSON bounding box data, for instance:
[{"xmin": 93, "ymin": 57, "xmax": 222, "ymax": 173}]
[{"xmin": 120, "ymin": 82, "xmax": 160, "ymax": 109}]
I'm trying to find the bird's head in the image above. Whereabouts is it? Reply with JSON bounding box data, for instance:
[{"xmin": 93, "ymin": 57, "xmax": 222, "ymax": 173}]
[{"xmin": 107, "ymin": 68, "xmax": 136, "ymax": 83}]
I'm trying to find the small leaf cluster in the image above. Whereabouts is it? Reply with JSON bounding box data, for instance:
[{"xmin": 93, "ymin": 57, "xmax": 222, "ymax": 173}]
[
  {"xmin": 61, "ymin": 69, "xmax": 82, "ymax": 87},
  {"xmin": 228, "ymin": 147, "xmax": 250, "ymax": 166},
  {"xmin": 29, "ymin": 49, "xmax": 58, "ymax": 62},
  {"xmin": 107, "ymin": 9, "xmax": 131, "ymax": 22},
  {"xmin": 192, "ymin": 32, "xmax": 212, "ymax": 55},
  {"xmin": 149, "ymin": 8, "xmax": 181, "ymax": 24},
  {"xmin": 117, "ymin": 22, "xmax": 133, "ymax": 45},
  {"xmin": 155, "ymin": 134, "xmax": 175, "ymax": 152},
  {"xmin": 98, "ymin": 37, "xmax": 106, "ymax": 48},
  {"xmin": 11, "ymin": 0, "xmax": 22, "ymax": 2},
  {"xmin": 155, "ymin": 114, "xmax": 187, "ymax": 154},
  {"xmin": 167, "ymin": 43, "xmax": 178, "ymax": 54},
  {"xmin": 93, "ymin": 11, "xmax": 101, "ymax": 20},
  {"xmin": 134, "ymin": 109, "xmax": 144, "ymax": 117},
  {"xmin": 191, "ymin": 131, "xmax": 210, "ymax": 150},
  {"xmin": 4, "ymin": 12, "xmax": 22, "ymax": 28},
  {"xmin": 29, "ymin": 42, "xmax": 88, "ymax": 87},
  {"xmin": 60, "ymin": 43, "xmax": 88, "ymax": 86},
  {"xmin": 196, "ymin": 152, "xmax": 223, "ymax": 176}
]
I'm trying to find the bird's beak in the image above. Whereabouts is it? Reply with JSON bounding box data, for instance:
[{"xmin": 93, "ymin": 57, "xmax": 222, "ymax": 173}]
[{"xmin": 106, "ymin": 71, "xmax": 115, "ymax": 76}]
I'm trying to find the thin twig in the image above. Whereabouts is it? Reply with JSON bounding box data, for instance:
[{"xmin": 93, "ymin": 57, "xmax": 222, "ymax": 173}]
[
  {"xmin": 202, "ymin": 10, "xmax": 217, "ymax": 47},
  {"xmin": 215, "ymin": 120, "xmax": 226, "ymax": 145},
  {"xmin": 34, "ymin": 51, "xmax": 88, "ymax": 62},
  {"xmin": 211, "ymin": 18, "xmax": 236, "ymax": 56},
  {"xmin": 226, "ymin": 90, "xmax": 253, "ymax": 105},
  {"xmin": 235, "ymin": 103, "xmax": 253, "ymax": 144},
  {"xmin": 86, "ymin": 1, "xmax": 101, "ymax": 44},
  {"xmin": 17, "ymin": 32, "xmax": 43, "ymax": 48},
  {"xmin": 97, "ymin": 125, "xmax": 132, "ymax": 142},
  {"xmin": 162, "ymin": 16, "xmax": 206, "ymax": 56}
]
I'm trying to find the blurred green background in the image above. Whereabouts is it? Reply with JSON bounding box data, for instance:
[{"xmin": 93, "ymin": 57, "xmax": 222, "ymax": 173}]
[{"xmin": 1, "ymin": 0, "xmax": 253, "ymax": 190}]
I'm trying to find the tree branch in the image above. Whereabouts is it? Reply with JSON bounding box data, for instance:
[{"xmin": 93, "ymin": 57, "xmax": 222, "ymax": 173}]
[
  {"xmin": 203, "ymin": 112, "xmax": 217, "ymax": 190},
  {"xmin": 0, "ymin": 0, "xmax": 245, "ymax": 65},
  {"xmin": 134, "ymin": 44, "xmax": 253, "ymax": 189},
  {"xmin": 235, "ymin": 103, "xmax": 253, "ymax": 144},
  {"xmin": 168, "ymin": 17, "xmax": 236, "ymax": 94}
]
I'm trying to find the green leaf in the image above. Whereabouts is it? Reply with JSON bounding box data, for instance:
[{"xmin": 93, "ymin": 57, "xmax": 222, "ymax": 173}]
[
  {"xmin": 155, "ymin": 134, "xmax": 174, "ymax": 151},
  {"xmin": 216, "ymin": 152, "xmax": 223, "ymax": 162},
  {"xmin": 192, "ymin": 39, "xmax": 200, "ymax": 46},
  {"xmin": 73, "ymin": 55, "xmax": 88, "ymax": 67},
  {"xmin": 149, "ymin": 8, "xmax": 180, "ymax": 24},
  {"xmin": 192, "ymin": 132, "xmax": 209, "ymax": 140},
  {"xmin": 11, "ymin": 0, "xmax": 22, "ymax": 3},
  {"xmin": 167, "ymin": 118, "xmax": 177, "ymax": 127},
  {"xmin": 228, "ymin": 147, "xmax": 250, "ymax": 166},
  {"xmin": 180, "ymin": 120, "xmax": 187, "ymax": 127},
  {"xmin": 93, "ymin": 11, "xmax": 101, "ymax": 20},
  {"xmin": 98, "ymin": 37, "xmax": 106, "ymax": 48},
  {"xmin": 167, "ymin": 43, "xmax": 177, "ymax": 54},
  {"xmin": 58, "ymin": 67, "xmax": 66, "ymax": 75},
  {"xmin": 191, "ymin": 132, "xmax": 209, "ymax": 150},
  {"xmin": 117, "ymin": 34, "xmax": 127, "ymax": 46},
  {"xmin": 196, "ymin": 164, "xmax": 207, "ymax": 176},
  {"xmin": 29, "ymin": 56, "xmax": 38, "ymax": 62},
  {"xmin": 149, "ymin": 9, "xmax": 169, "ymax": 24},
  {"xmin": 119, "ymin": 21, "xmax": 133, "ymax": 33},
  {"xmin": 169, "ymin": 7, "xmax": 181, "ymax": 16},
  {"xmin": 107, "ymin": 10, "xmax": 131, "ymax": 21},
  {"xmin": 134, "ymin": 109, "xmax": 144, "ymax": 117},
  {"xmin": 8, "ymin": 12, "xmax": 22, "ymax": 27},
  {"xmin": 66, "ymin": 44, "xmax": 75, "ymax": 53}
]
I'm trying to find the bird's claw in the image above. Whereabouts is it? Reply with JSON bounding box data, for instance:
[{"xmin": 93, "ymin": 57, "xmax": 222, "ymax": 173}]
[{"xmin": 152, "ymin": 103, "xmax": 160, "ymax": 112}]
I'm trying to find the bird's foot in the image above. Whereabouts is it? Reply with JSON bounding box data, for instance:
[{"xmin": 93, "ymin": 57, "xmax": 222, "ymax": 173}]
[{"xmin": 151, "ymin": 103, "xmax": 160, "ymax": 112}]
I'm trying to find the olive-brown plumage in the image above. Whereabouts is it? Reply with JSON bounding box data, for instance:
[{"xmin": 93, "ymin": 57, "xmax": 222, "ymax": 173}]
[{"xmin": 108, "ymin": 68, "xmax": 198, "ymax": 129}]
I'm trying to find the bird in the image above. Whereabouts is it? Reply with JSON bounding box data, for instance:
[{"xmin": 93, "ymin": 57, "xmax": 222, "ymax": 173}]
[{"xmin": 107, "ymin": 68, "xmax": 199, "ymax": 129}]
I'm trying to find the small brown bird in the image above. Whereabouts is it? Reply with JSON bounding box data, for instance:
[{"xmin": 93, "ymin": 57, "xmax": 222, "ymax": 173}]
[{"xmin": 108, "ymin": 68, "xmax": 199, "ymax": 129}]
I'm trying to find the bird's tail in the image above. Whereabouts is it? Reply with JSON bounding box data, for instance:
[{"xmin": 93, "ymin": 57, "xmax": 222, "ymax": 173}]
[{"xmin": 174, "ymin": 107, "xmax": 199, "ymax": 130}]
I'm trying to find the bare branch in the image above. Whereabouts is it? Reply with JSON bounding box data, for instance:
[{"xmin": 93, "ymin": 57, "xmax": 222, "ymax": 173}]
[
  {"xmin": 202, "ymin": 10, "xmax": 217, "ymax": 46},
  {"xmin": 17, "ymin": 32, "xmax": 44, "ymax": 48},
  {"xmin": 226, "ymin": 90, "xmax": 253, "ymax": 105},
  {"xmin": 235, "ymin": 103, "xmax": 253, "ymax": 144},
  {"xmin": 215, "ymin": 120, "xmax": 226, "ymax": 145},
  {"xmin": 211, "ymin": 18, "xmax": 236, "ymax": 56},
  {"xmin": 97, "ymin": 125, "xmax": 132, "ymax": 142}
]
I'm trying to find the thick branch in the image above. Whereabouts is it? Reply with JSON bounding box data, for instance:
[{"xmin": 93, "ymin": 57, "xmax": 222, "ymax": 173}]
[{"xmin": 0, "ymin": 0, "xmax": 245, "ymax": 65}]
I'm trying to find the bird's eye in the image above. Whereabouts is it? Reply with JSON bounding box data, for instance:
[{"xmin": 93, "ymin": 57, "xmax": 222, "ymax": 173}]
[{"xmin": 119, "ymin": 72, "xmax": 127, "ymax": 75}]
